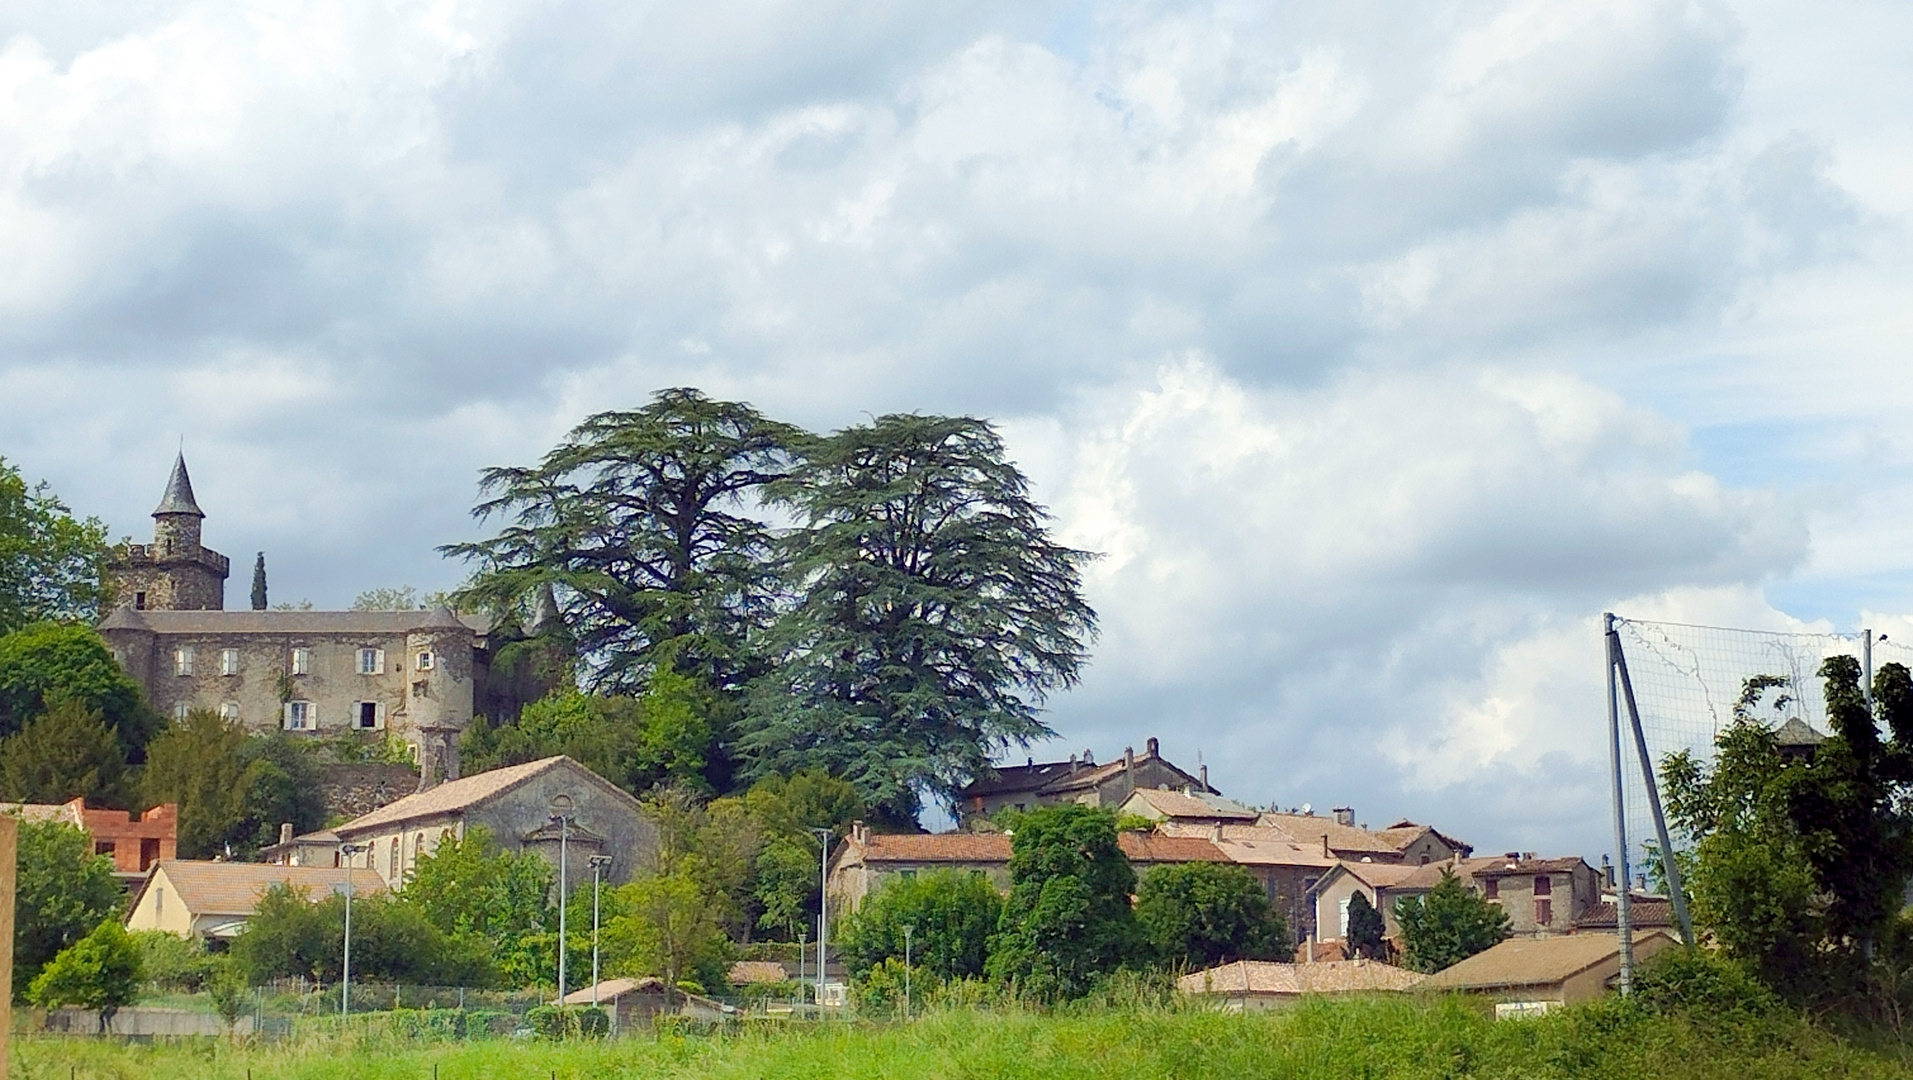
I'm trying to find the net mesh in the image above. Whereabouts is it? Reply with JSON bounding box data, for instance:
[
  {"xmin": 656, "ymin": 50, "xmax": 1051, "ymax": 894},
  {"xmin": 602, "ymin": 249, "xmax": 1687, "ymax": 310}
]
[{"xmin": 1609, "ymin": 616, "xmax": 1913, "ymax": 888}]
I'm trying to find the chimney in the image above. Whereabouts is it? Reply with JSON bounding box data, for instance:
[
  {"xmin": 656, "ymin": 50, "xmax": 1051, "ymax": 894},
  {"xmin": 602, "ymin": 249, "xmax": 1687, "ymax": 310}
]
[
  {"xmin": 1145, "ymin": 736, "xmax": 1159, "ymax": 757},
  {"xmin": 1322, "ymin": 835, "xmax": 1331, "ymax": 858},
  {"xmin": 851, "ymin": 821, "xmax": 867, "ymax": 844},
  {"xmin": 1601, "ymin": 854, "xmax": 1614, "ymax": 888},
  {"xmin": 1333, "ymin": 807, "xmax": 1354, "ymax": 827},
  {"xmin": 279, "ymin": 822, "xmax": 293, "ymax": 845},
  {"xmin": 1081, "ymin": 748, "xmax": 1094, "ymax": 766},
  {"xmin": 1199, "ymin": 764, "xmax": 1209, "ymax": 792}
]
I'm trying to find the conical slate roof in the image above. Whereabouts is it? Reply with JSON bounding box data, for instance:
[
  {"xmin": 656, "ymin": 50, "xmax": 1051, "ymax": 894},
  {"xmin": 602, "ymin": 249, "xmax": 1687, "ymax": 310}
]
[{"xmin": 152, "ymin": 453, "xmax": 204, "ymax": 517}]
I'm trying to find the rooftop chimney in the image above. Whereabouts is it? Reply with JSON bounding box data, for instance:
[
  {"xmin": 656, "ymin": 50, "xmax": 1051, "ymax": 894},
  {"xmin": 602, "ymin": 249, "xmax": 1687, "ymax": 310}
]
[
  {"xmin": 279, "ymin": 822, "xmax": 293, "ymax": 845},
  {"xmin": 1145, "ymin": 736, "xmax": 1159, "ymax": 757},
  {"xmin": 851, "ymin": 821, "xmax": 868, "ymax": 844},
  {"xmin": 1210, "ymin": 823, "xmax": 1222, "ymax": 843},
  {"xmin": 1199, "ymin": 764, "xmax": 1209, "ymax": 792},
  {"xmin": 1333, "ymin": 807, "xmax": 1354, "ymax": 827},
  {"xmin": 1322, "ymin": 835, "xmax": 1331, "ymax": 858},
  {"xmin": 1124, "ymin": 745, "xmax": 1135, "ymax": 770},
  {"xmin": 1081, "ymin": 748, "xmax": 1094, "ymax": 765}
]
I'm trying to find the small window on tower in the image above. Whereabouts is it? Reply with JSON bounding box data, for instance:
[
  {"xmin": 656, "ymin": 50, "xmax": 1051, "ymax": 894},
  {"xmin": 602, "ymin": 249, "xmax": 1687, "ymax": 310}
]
[
  {"xmin": 174, "ymin": 647, "xmax": 195, "ymax": 676},
  {"xmin": 291, "ymin": 648, "xmax": 311, "ymax": 675},
  {"xmin": 416, "ymin": 651, "xmax": 435, "ymax": 671},
  {"xmin": 135, "ymin": 592, "xmax": 147, "ymax": 610},
  {"xmin": 221, "ymin": 649, "xmax": 240, "ymax": 676}
]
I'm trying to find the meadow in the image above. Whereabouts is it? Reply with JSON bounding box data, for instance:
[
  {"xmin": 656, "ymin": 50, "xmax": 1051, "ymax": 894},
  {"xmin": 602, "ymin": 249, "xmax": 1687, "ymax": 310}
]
[{"xmin": 15, "ymin": 993, "xmax": 1913, "ymax": 1080}]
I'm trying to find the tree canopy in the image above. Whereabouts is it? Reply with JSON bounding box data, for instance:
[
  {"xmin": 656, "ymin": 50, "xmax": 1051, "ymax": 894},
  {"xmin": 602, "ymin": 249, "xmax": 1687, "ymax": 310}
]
[
  {"xmin": 0, "ymin": 622, "xmax": 156, "ymax": 756},
  {"xmin": 0, "ymin": 458, "xmax": 111, "ymax": 635},
  {"xmin": 1394, "ymin": 870, "xmax": 1509, "ymax": 974},
  {"xmin": 28, "ymin": 920, "xmax": 143, "ymax": 1030},
  {"xmin": 1343, "ymin": 890, "xmax": 1387, "ymax": 961},
  {"xmin": 141, "ymin": 711, "xmax": 326, "ymax": 858},
  {"xmin": 1135, "ymin": 862, "xmax": 1289, "ymax": 970},
  {"xmin": 986, "ymin": 804, "xmax": 1137, "ymax": 999},
  {"xmin": 839, "ymin": 868, "xmax": 1003, "ymax": 981},
  {"xmin": 741, "ymin": 415, "xmax": 1097, "ymax": 824},
  {"xmin": 0, "ymin": 696, "xmax": 131, "ymax": 808},
  {"xmin": 14, "ymin": 819, "xmax": 123, "ymax": 998},
  {"xmin": 445, "ymin": 388, "xmax": 798, "ymax": 694}
]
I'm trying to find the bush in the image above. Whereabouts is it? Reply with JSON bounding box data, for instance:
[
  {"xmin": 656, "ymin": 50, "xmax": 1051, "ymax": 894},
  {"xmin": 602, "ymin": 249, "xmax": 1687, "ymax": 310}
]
[
  {"xmin": 1134, "ymin": 862, "xmax": 1289, "ymax": 969},
  {"xmin": 839, "ymin": 868, "xmax": 1002, "ymax": 980},
  {"xmin": 131, "ymin": 930, "xmax": 214, "ymax": 992},
  {"xmin": 526, "ymin": 1004, "xmax": 608, "ymax": 1039},
  {"xmin": 28, "ymin": 920, "xmax": 144, "ymax": 1030},
  {"xmin": 1633, "ymin": 946, "xmax": 1780, "ymax": 1022},
  {"xmin": 853, "ymin": 957, "xmax": 934, "ymax": 1018}
]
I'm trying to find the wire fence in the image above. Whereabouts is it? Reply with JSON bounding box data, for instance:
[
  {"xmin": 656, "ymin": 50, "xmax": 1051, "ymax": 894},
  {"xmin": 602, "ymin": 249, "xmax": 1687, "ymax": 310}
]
[{"xmin": 1609, "ymin": 616, "xmax": 1913, "ymax": 886}]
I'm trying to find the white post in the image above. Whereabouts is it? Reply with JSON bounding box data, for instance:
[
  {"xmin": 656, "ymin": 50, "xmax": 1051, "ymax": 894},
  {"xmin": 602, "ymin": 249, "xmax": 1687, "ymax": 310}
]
[
  {"xmin": 339, "ymin": 842, "xmax": 366, "ymax": 1018},
  {"xmin": 812, "ymin": 827, "xmax": 832, "ymax": 1010},
  {"xmin": 902, "ymin": 923, "xmax": 914, "ymax": 1021},
  {"xmin": 589, "ymin": 855, "xmax": 611, "ymax": 1007}
]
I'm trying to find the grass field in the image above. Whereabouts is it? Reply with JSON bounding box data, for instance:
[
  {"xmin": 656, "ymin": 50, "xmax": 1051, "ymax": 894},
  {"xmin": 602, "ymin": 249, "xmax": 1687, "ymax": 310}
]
[{"xmin": 15, "ymin": 994, "xmax": 1913, "ymax": 1080}]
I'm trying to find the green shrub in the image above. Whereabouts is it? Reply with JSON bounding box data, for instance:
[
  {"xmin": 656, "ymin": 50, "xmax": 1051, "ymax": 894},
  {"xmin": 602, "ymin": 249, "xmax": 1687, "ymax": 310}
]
[
  {"xmin": 1633, "ymin": 946, "xmax": 1780, "ymax": 1022},
  {"xmin": 526, "ymin": 1004, "xmax": 607, "ymax": 1039}
]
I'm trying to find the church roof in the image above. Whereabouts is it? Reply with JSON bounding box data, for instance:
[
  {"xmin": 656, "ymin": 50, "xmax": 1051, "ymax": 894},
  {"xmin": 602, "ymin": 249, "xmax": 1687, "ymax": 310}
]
[{"xmin": 153, "ymin": 453, "xmax": 205, "ymax": 517}]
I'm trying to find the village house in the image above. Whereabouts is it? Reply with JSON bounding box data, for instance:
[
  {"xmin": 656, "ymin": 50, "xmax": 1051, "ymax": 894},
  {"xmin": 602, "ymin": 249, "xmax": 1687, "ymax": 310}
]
[
  {"xmin": 559, "ymin": 978, "xmax": 735, "ymax": 1031},
  {"xmin": 1118, "ymin": 787, "xmax": 1260, "ymax": 824},
  {"xmin": 329, "ymin": 756, "xmax": 658, "ymax": 891},
  {"xmin": 1307, "ymin": 854, "xmax": 1604, "ymax": 948},
  {"xmin": 2, "ymin": 798, "xmax": 177, "ymax": 880},
  {"xmin": 1258, "ymin": 809, "xmax": 1472, "ymax": 865},
  {"xmin": 97, "ymin": 456, "xmax": 548, "ymax": 785},
  {"xmin": 956, "ymin": 737, "xmax": 1211, "ymax": 822},
  {"xmin": 1417, "ymin": 930, "xmax": 1679, "ymax": 1014},
  {"xmin": 1177, "ymin": 959, "xmax": 1422, "ymax": 1011},
  {"xmin": 125, "ymin": 860, "xmax": 385, "ymax": 940}
]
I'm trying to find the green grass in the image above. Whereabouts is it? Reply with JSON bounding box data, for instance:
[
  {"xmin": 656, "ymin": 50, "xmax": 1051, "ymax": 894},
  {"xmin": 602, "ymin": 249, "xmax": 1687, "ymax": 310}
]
[{"xmin": 14, "ymin": 994, "xmax": 1912, "ymax": 1080}]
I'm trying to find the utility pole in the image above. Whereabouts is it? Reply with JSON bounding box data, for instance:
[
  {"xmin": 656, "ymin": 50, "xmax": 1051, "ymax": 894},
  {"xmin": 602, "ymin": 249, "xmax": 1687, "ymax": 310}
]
[
  {"xmin": 811, "ymin": 827, "xmax": 834, "ymax": 1011},
  {"xmin": 902, "ymin": 923, "xmax": 914, "ymax": 1021},
  {"xmin": 1604, "ymin": 614, "xmax": 1633, "ymax": 994},
  {"xmin": 588, "ymin": 855, "xmax": 613, "ymax": 1007},
  {"xmin": 550, "ymin": 795, "xmax": 575, "ymax": 1004},
  {"xmin": 338, "ymin": 843, "xmax": 368, "ymax": 1017}
]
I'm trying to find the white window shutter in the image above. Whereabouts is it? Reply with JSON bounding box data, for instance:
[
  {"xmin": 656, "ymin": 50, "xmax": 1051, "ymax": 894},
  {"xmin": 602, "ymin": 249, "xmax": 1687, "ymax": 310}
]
[
  {"xmin": 375, "ymin": 649, "xmax": 386, "ymax": 675},
  {"xmin": 282, "ymin": 702, "xmax": 294, "ymax": 729},
  {"xmin": 375, "ymin": 703, "xmax": 387, "ymax": 730}
]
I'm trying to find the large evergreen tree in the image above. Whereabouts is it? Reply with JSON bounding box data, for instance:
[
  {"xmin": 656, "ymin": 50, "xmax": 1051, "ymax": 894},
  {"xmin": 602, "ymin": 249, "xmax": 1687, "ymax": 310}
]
[
  {"xmin": 444, "ymin": 388, "xmax": 798, "ymax": 694},
  {"xmin": 740, "ymin": 415, "xmax": 1097, "ymax": 824}
]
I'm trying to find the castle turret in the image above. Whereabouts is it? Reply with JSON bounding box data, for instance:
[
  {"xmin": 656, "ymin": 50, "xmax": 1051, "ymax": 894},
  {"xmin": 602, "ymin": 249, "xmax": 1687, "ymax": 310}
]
[{"xmin": 105, "ymin": 454, "xmax": 230, "ymax": 611}]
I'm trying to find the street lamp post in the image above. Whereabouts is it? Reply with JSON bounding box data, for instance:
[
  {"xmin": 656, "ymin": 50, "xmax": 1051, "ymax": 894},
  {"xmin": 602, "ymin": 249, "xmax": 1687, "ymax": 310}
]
[
  {"xmin": 902, "ymin": 923, "xmax": 914, "ymax": 1021},
  {"xmin": 338, "ymin": 843, "xmax": 369, "ymax": 1018},
  {"xmin": 588, "ymin": 855, "xmax": 613, "ymax": 1007},
  {"xmin": 810, "ymin": 827, "xmax": 834, "ymax": 1010},
  {"xmin": 549, "ymin": 794, "xmax": 575, "ymax": 1004}
]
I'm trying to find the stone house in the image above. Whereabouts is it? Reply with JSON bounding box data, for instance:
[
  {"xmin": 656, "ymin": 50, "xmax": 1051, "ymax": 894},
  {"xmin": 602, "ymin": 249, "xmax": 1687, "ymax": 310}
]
[
  {"xmin": 1309, "ymin": 854, "xmax": 1602, "ymax": 946},
  {"xmin": 1119, "ymin": 787, "xmax": 1260, "ymax": 824},
  {"xmin": 329, "ymin": 756, "xmax": 659, "ymax": 891},
  {"xmin": 956, "ymin": 737, "xmax": 1211, "ymax": 822},
  {"xmin": 1417, "ymin": 930, "xmax": 1678, "ymax": 1013},
  {"xmin": 1307, "ymin": 860, "xmax": 1433, "ymax": 943},
  {"xmin": 2, "ymin": 799, "xmax": 177, "ymax": 879},
  {"xmin": 125, "ymin": 860, "xmax": 385, "ymax": 940},
  {"xmin": 1259, "ymin": 809, "xmax": 1471, "ymax": 865}
]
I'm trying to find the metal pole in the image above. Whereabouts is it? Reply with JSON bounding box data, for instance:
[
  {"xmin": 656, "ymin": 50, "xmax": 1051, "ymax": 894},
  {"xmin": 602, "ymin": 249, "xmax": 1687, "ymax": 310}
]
[
  {"xmin": 1605, "ymin": 614, "xmax": 1634, "ymax": 994},
  {"xmin": 902, "ymin": 924, "xmax": 913, "ymax": 1021},
  {"xmin": 557, "ymin": 816, "xmax": 569, "ymax": 1003},
  {"xmin": 342, "ymin": 869, "xmax": 352, "ymax": 1018},
  {"xmin": 589, "ymin": 855, "xmax": 611, "ymax": 1007},
  {"xmin": 1865, "ymin": 629, "xmax": 1875, "ymax": 714},
  {"xmin": 812, "ymin": 828, "xmax": 832, "ymax": 1010},
  {"xmin": 1614, "ymin": 631, "xmax": 1695, "ymax": 946}
]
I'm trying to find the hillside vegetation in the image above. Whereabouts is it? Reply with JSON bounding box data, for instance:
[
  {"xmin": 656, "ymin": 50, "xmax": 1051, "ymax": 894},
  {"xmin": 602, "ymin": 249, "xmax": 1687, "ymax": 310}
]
[{"xmin": 18, "ymin": 994, "xmax": 1913, "ymax": 1080}]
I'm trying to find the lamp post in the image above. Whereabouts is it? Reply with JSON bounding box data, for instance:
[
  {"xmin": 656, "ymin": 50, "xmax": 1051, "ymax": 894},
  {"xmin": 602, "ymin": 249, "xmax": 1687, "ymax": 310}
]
[
  {"xmin": 902, "ymin": 923, "xmax": 914, "ymax": 1021},
  {"xmin": 549, "ymin": 794, "xmax": 575, "ymax": 1003},
  {"xmin": 338, "ymin": 843, "xmax": 369, "ymax": 1018},
  {"xmin": 810, "ymin": 827, "xmax": 834, "ymax": 1010},
  {"xmin": 588, "ymin": 854, "xmax": 613, "ymax": 1006}
]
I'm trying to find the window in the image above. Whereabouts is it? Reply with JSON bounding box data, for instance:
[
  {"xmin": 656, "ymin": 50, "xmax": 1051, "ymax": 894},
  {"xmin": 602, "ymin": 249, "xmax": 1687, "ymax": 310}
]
[
  {"xmin": 1419, "ymin": 854, "xmax": 1430, "ymax": 865},
  {"xmin": 135, "ymin": 591, "xmax": 147, "ymax": 610},
  {"xmin": 173, "ymin": 702, "xmax": 190, "ymax": 720},
  {"xmin": 1534, "ymin": 898, "xmax": 1553, "ymax": 925},
  {"xmin": 414, "ymin": 832, "xmax": 426, "ymax": 864},
  {"xmin": 174, "ymin": 647, "xmax": 195, "ymax": 676},
  {"xmin": 389, "ymin": 838, "xmax": 399, "ymax": 879},
  {"xmin": 899, "ymin": 869, "xmax": 916, "ymax": 882},
  {"xmin": 283, "ymin": 700, "xmax": 314, "ymax": 731},
  {"xmin": 220, "ymin": 702, "xmax": 240, "ymax": 721},
  {"xmin": 221, "ymin": 648, "xmax": 240, "ymax": 676},
  {"xmin": 357, "ymin": 648, "xmax": 385, "ymax": 675},
  {"xmin": 354, "ymin": 702, "xmax": 384, "ymax": 731},
  {"xmin": 1483, "ymin": 878, "xmax": 1499, "ymax": 900},
  {"xmin": 415, "ymin": 650, "xmax": 434, "ymax": 671},
  {"xmin": 1532, "ymin": 875, "xmax": 1552, "ymax": 896},
  {"xmin": 1338, "ymin": 896, "xmax": 1352, "ymax": 936},
  {"xmin": 95, "ymin": 841, "xmax": 115, "ymax": 857},
  {"xmin": 291, "ymin": 648, "xmax": 311, "ymax": 675}
]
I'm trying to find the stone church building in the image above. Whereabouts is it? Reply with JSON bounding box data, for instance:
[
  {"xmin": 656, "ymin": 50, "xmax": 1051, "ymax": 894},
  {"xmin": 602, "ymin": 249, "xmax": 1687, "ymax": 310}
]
[{"xmin": 98, "ymin": 455, "xmax": 511, "ymax": 784}]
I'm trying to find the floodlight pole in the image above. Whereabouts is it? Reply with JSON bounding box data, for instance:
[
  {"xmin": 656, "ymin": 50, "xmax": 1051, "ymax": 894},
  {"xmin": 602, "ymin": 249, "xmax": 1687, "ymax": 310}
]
[
  {"xmin": 811, "ymin": 827, "xmax": 834, "ymax": 1011},
  {"xmin": 550, "ymin": 795, "xmax": 575, "ymax": 1004},
  {"xmin": 902, "ymin": 923, "xmax": 914, "ymax": 1021},
  {"xmin": 589, "ymin": 855, "xmax": 613, "ymax": 1006},
  {"xmin": 1604, "ymin": 613, "xmax": 1634, "ymax": 994},
  {"xmin": 339, "ymin": 843, "xmax": 368, "ymax": 1017}
]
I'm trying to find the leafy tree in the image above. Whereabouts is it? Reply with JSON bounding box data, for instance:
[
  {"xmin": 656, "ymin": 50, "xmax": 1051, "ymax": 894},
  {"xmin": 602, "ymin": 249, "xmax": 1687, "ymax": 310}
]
[
  {"xmin": 1134, "ymin": 862, "xmax": 1289, "ymax": 970},
  {"xmin": 205, "ymin": 956, "xmax": 248, "ymax": 1038},
  {"xmin": 28, "ymin": 920, "xmax": 143, "ymax": 1031},
  {"xmin": 0, "ymin": 623, "xmax": 157, "ymax": 755},
  {"xmin": 839, "ymin": 869, "xmax": 1002, "ymax": 981},
  {"xmin": 444, "ymin": 388, "xmax": 798, "ymax": 695},
  {"xmin": 644, "ymin": 785, "xmax": 764, "ymax": 940},
  {"xmin": 130, "ymin": 929, "xmax": 214, "ymax": 992},
  {"xmin": 0, "ymin": 696, "xmax": 131, "ymax": 807},
  {"xmin": 463, "ymin": 677, "xmax": 725, "ymax": 797},
  {"xmin": 14, "ymin": 818, "xmax": 122, "ymax": 998},
  {"xmin": 739, "ymin": 769, "xmax": 862, "ymax": 938},
  {"xmin": 1394, "ymin": 870, "xmax": 1509, "ymax": 974},
  {"xmin": 985, "ymin": 804, "xmax": 1138, "ymax": 999},
  {"xmin": 350, "ymin": 586, "xmax": 452, "ymax": 611},
  {"xmin": 402, "ymin": 826, "xmax": 554, "ymax": 987},
  {"xmin": 231, "ymin": 883, "xmax": 490, "ymax": 986},
  {"xmin": 602, "ymin": 870, "xmax": 733, "ymax": 993},
  {"xmin": 0, "ymin": 458, "xmax": 111, "ymax": 635},
  {"xmin": 741, "ymin": 414, "xmax": 1097, "ymax": 825},
  {"xmin": 1344, "ymin": 890, "xmax": 1387, "ymax": 961},
  {"xmin": 142, "ymin": 712, "xmax": 325, "ymax": 858}
]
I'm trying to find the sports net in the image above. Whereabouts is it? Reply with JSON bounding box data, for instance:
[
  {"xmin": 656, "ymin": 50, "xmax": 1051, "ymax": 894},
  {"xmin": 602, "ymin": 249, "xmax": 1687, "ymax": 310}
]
[{"xmin": 1609, "ymin": 616, "xmax": 1913, "ymax": 889}]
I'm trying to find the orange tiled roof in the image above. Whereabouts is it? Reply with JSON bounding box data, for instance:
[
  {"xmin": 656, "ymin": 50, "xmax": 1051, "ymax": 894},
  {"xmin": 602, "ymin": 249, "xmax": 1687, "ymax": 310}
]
[
  {"xmin": 1178, "ymin": 959, "xmax": 1422, "ymax": 996},
  {"xmin": 148, "ymin": 860, "xmax": 385, "ymax": 917}
]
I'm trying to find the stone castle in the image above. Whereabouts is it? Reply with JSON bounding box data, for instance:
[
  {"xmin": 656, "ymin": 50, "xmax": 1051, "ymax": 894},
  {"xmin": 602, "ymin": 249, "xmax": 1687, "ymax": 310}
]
[{"xmin": 97, "ymin": 455, "xmax": 511, "ymax": 786}]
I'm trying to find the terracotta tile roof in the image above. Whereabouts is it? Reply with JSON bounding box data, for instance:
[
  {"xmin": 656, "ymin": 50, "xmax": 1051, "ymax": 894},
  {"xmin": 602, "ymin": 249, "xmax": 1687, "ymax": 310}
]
[
  {"xmin": 858, "ymin": 833, "xmax": 1013, "ymax": 863},
  {"xmin": 728, "ymin": 960, "xmax": 793, "ymax": 984},
  {"xmin": 1417, "ymin": 931, "xmax": 1675, "ymax": 992},
  {"xmin": 1118, "ymin": 834, "xmax": 1229, "ymax": 863},
  {"xmin": 1572, "ymin": 899, "xmax": 1675, "ymax": 930},
  {"xmin": 149, "ymin": 860, "xmax": 385, "ymax": 917},
  {"xmin": 1125, "ymin": 788, "xmax": 1258, "ymax": 821},
  {"xmin": 335, "ymin": 756, "xmax": 621, "ymax": 836},
  {"xmin": 559, "ymin": 977, "xmax": 663, "ymax": 1005},
  {"xmin": 1178, "ymin": 959, "xmax": 1422, "ymax": 996},
  {"xmin": 1211, "ymin": 837, "xmax": 1337, "ymax": 869},
  {"xmin": 1332, "ymin": 861, "xmax": 1427, "ymax": 889},
  {"xmin": 1473, "ymin": 856, "xmax": 1590, "ymax": 878},
  {"xmin": 101, "ymin": 608, "xmax": 486, "ymax": 636},
  {"xmin": 1259, "ymin": 814, "xmax": 1403, "ymax": 857}
]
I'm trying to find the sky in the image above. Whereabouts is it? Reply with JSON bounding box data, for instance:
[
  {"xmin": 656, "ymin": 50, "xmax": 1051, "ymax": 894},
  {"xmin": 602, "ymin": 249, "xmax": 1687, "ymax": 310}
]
[{"xmin": 3, "ymin": 0, "xmax": 1912, "ymax": 860}]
